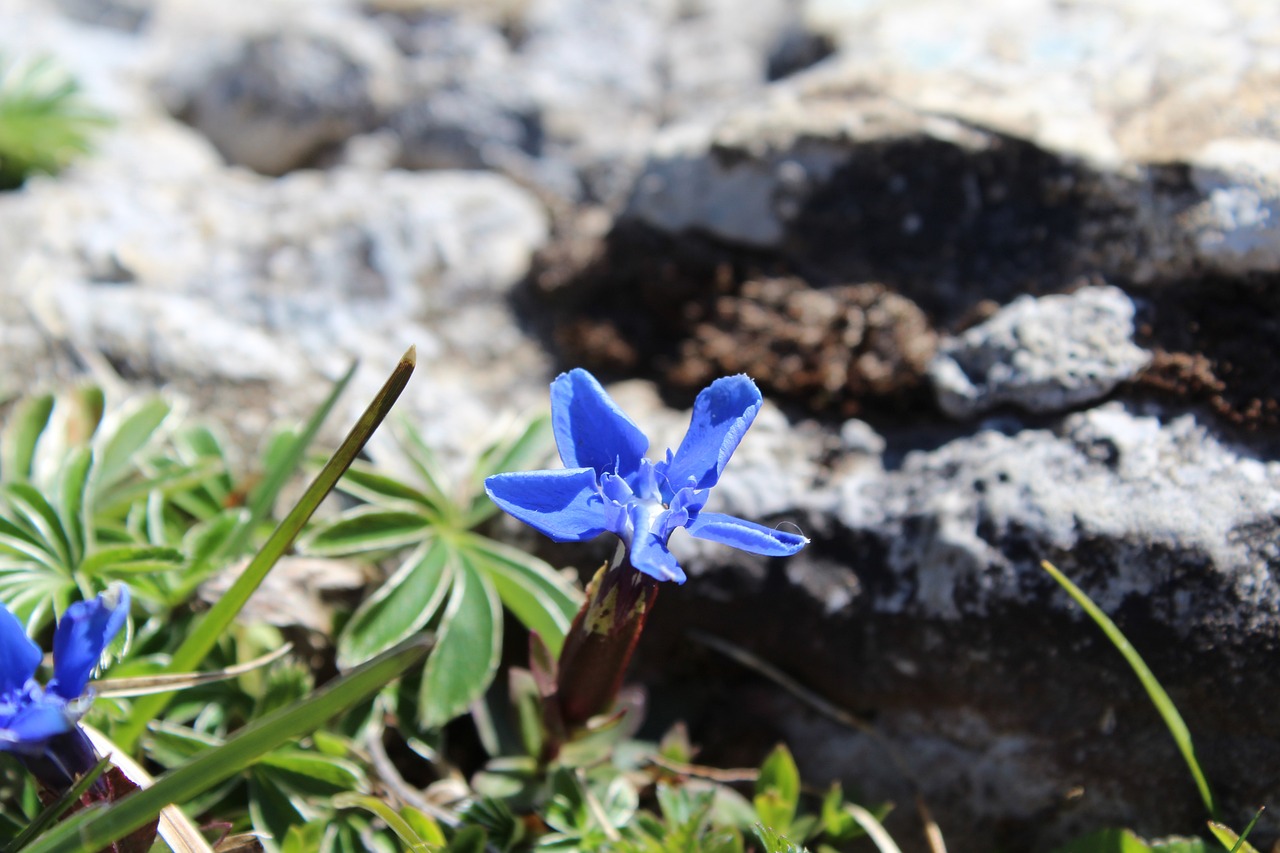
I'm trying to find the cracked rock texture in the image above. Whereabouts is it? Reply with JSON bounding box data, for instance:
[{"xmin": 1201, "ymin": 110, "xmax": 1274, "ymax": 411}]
[{"xmin": 2, "ymin": 0, "xmax": 1279, "ymax": 850}]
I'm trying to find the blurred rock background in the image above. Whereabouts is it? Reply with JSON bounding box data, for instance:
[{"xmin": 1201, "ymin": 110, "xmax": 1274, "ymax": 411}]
[{"xmin": 1, "ymin": 0, "xmax": 1278, "ymax": 849}]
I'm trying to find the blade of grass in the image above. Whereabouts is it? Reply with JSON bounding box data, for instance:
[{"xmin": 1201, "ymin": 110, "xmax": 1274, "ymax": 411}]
[
  {"xmin": 1040, "ymin": 560, "xmax": 1219, "ymax": 819},
  {"xmin": 221, "ymin": 360, "xmax": 358, "ymax": 560},
  {"xmin": 2, "ymin": 756, "xmax": 109, "ymax": 852},
  {"xmin": 82, "ymin": 726, "xmax": 213, "ymax": 853},
  {"xmin": 114, "ymin": 349, "xmax": 416, "ymax": 750},
  {"xmin": 20, "ymin": 635, "xmax": 432, "ymax": 853}
]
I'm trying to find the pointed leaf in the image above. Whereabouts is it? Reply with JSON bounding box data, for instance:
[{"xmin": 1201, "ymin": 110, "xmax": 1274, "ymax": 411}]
[
  {"xmin": 755, "ymin": 744, "xmax": 800, "ymax": 832},
  {"xmin": 419, "ymin": 557, "xmax": 503, "ymax": 728},
  {"xmin": 465, "ymin": 536, "xmax": 581, "ymax": 655},
  {"xmin": 58, "ymin": 445, "xmax": 93, "ymax": 564},
  {"xmin": 79, "ymin": 545, "xmax": 184, "ymax": 577},
  {"xmin": 336, "ymin": 462, "xmax": 435, "ymax": 510},
  {"xmin": 2, "ymin": 482, "xmax": 73, "ymax": 568},
  {"xmin": 93, "ymin": 396, "xmax": 174, "ymax": 491},
  {"xmin": 0, "ymin": 392, "xmax": 53, "ymax": 483},
  {"xmin": 337, "ymin": 539, "xmax": 453, "ymax": 668},
  {"xmin": 301, "ymin": 507, "xmax": 431, "ymax": 557}
]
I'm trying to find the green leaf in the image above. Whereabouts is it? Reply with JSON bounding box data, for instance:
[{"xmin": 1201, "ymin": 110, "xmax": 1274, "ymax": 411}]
[
  {"xmin": 113, "ymin": 349, "xmax": 416, "ymax": 751},
  {"xmin": 1041, "ymin": 560, "xmax": 1219, "ymax": 819},
  {"xmin": 465, "ymin": 537, "xmax": 581, "ymax": 656},
  {"xmin": 57, "ymin": 445, "xmax": 93, "ymax": 564},
  {"xmin": 752, "ymin": 824, "xmax": 807, "ymax": 853},
  {"xmin": 334, "ymin": 794, "xmax": 440, "ymax": 851},
  {"xmin": 401, "ymin": 807, "xmax": 447, "ymax": 847},
  {"xmin": 1, "ymin": 483, "xmax": 72, "ymax": 569},
  {"xmin": 446, "ymin": 826, "xmax": 488, "ymax": 853},
  {"xmin": 335, "ymin": 462, "xmax": 435, "ymax": 510},
  {"xmin": 249, "ymin": 766, "xmax": 310, "ymax": 852},
  {"xmin": 336, "ymin": 539, "xmax": 453, "ymax": 668},
  {"xmin": 393, "ymin": 417, "xmax": 456, "ymax": 518},
  {"xmin": 259, "ymin": 748, "xmax": 366, "ymax": 794},
  {"xmin": 0, "ymin": 56, "xmax": 110, "ymax": 187},
  {"xmin": 20, "ymin": 634, "xmax": 432, "ymax": 853},
  {"xmin": 280, "ymin": 820, "xmax": 328, "ymax": 853},
  {"xmin": 92, "ymin": 396, "xmax": 173, "ymax": 492},
  {"xmin": 419, "ymin": 556, "xmax": 503, "ymax": 727},
  {"xmin": 301, "ymin": 506, "xmax": 431, "ymax": 556},
  {"xmin": 79, "ymin": 544, "xmax": 184, "ymax": 577},
  {"xmin": 755, "ymin": 744, "xmax": 800, "ymax": 832},
  {"xmin": 460, "ymin": 797, "xmax": 521, "ymax": 852},
  {"xmin": 0, "ymin": 392, "xmax": 53, "ymax": 483}
]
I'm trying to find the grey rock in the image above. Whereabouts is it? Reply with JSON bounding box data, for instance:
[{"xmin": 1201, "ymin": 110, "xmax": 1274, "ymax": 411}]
[
  {"xmin": 0, "ymin": 154, "xmax": 551, "ymax": 449},
  {"xmin": 1186, "ymin": 138, "xmax": 1280, "ymax": 274},
  {"xmin": 182, "ymin": 26, "xmax": 405, "ymax": 174},
  {"xmin": 803, "ymin": 0, "xmax": 1279, "ymax": 167},
  {"xmin": 929, "ymin": 286, "xmax": 1151, "ymax": 419},
  {"xmin": 843, "ymin": 403, "xmax": 1280, "ymax": 625},
  {"xmin": 653, "ymin": 403, "xmax": 1280, "ymax": 848}
]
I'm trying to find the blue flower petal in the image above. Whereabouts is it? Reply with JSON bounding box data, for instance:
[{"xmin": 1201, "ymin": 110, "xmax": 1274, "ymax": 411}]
[
  {"xmin": 629, "ymin": 519, "xmax": 687, "ymax": 584},
  {"xmin": 49, "ymin": 585, "xmax": 130, "ymax": 701},
  {"xmin": 0, "ymin": 702, "xmax": 73, "ymax": 749},
  {"xmin": 663, "ymin": 375, "xmax": 762, "ymax": 490},
  {"xmin": 485, "ymin": 468, "xmax": 607, "ymax": 542},
  {"xmin": 686, "ymin": 512, "xmax": 808, "ymax": 556},
  {"xmin": 0, "ymin": 604, "xmax": 40, "ymax": 695},
  {"xmin": 551, "ymin": 370, "xmax": 649, "ymax": 478}
]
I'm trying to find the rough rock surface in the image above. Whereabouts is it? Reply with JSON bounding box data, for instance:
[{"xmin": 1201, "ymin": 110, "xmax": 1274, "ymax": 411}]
[
  {"xmin": 929, "ymin": 286, "xmax": 1151, "ymax": 419},
  {"xmin": 1, "ymin": 0, "xmax": 1279, "ymax": 850}
]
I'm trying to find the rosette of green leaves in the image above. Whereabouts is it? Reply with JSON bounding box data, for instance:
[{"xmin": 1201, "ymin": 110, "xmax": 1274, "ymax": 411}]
[
  {"xmin": 0, "ymin": 55, "xmax": 110, "ymax": 190},
  {"xmin": 0, "ymin": 387, "xmax": 191, "ymax": 628},
  {"xmin": 300, "ymin": 414, "xmax": 583, "ymax": 728}
]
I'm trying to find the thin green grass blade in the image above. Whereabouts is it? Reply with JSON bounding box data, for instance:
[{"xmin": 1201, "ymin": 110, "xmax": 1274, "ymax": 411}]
[
  {"xmin": 114, "ymin": 349, "xmax": 416, "ymax": 750},
  {"xmin": 19, "ymin": 635, "xmax": 432, "ymax": 853},
  {"xmin": 220, "ymin": 359, "xmax": 357, "ymax": 561},
  {"xmin": 2, "ymin": 755, "xmax": 110, "ymax": 852},
  {"xmin": 1041, "ymin": 560, "xmax": 1219, "ymax": 819}
]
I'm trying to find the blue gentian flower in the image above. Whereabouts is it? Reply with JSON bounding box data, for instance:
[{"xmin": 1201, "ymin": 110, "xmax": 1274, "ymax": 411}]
[
  {"xmin": 485, "ymin": 370, "xmax": 808, "ymax": 584},
  {"xmin": 0, "ymin": 586, "xmax": 129, "ymax": 787}
]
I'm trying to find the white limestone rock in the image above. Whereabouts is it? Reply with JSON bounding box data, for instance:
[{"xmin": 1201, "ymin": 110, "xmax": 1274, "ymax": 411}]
[{"xmin": 928, "ymin": 286, "xmax": 1151, "ymax": 419}]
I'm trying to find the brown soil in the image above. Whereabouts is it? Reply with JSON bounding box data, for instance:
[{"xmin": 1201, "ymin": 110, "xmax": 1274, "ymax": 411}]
[
  {"xmin": 1132, "ymin": 279, "xmax": 1280, "ymax": 432},
  {"xmin": 536, "ymin": 223, "xmax": 938, "ymax": 418}
]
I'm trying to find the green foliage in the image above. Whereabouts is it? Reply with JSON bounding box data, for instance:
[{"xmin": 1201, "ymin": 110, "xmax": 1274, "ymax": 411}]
[
  {"xmin": 0, "ymin": 388, "xmax": 195, "ymax": 627},
  {"xmin": 0, "ymin": 55, "xmax": 110, "ymax": 189},
  {"xmin": 21, "ymin": 635, "xmax": 431, "ymax": 853},
  {"xmin": 301, "ymin": 412, "xmax": 583, "ymax": 728}
]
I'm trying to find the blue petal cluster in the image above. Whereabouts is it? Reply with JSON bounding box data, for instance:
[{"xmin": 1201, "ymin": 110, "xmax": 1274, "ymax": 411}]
[
  {"xmin": 0, "ymin": 586, "xmax": 129, "ymax": 757},
  {"xmin": 486, "ymin": 370, "xmax": 808, "ymax": 583}
]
